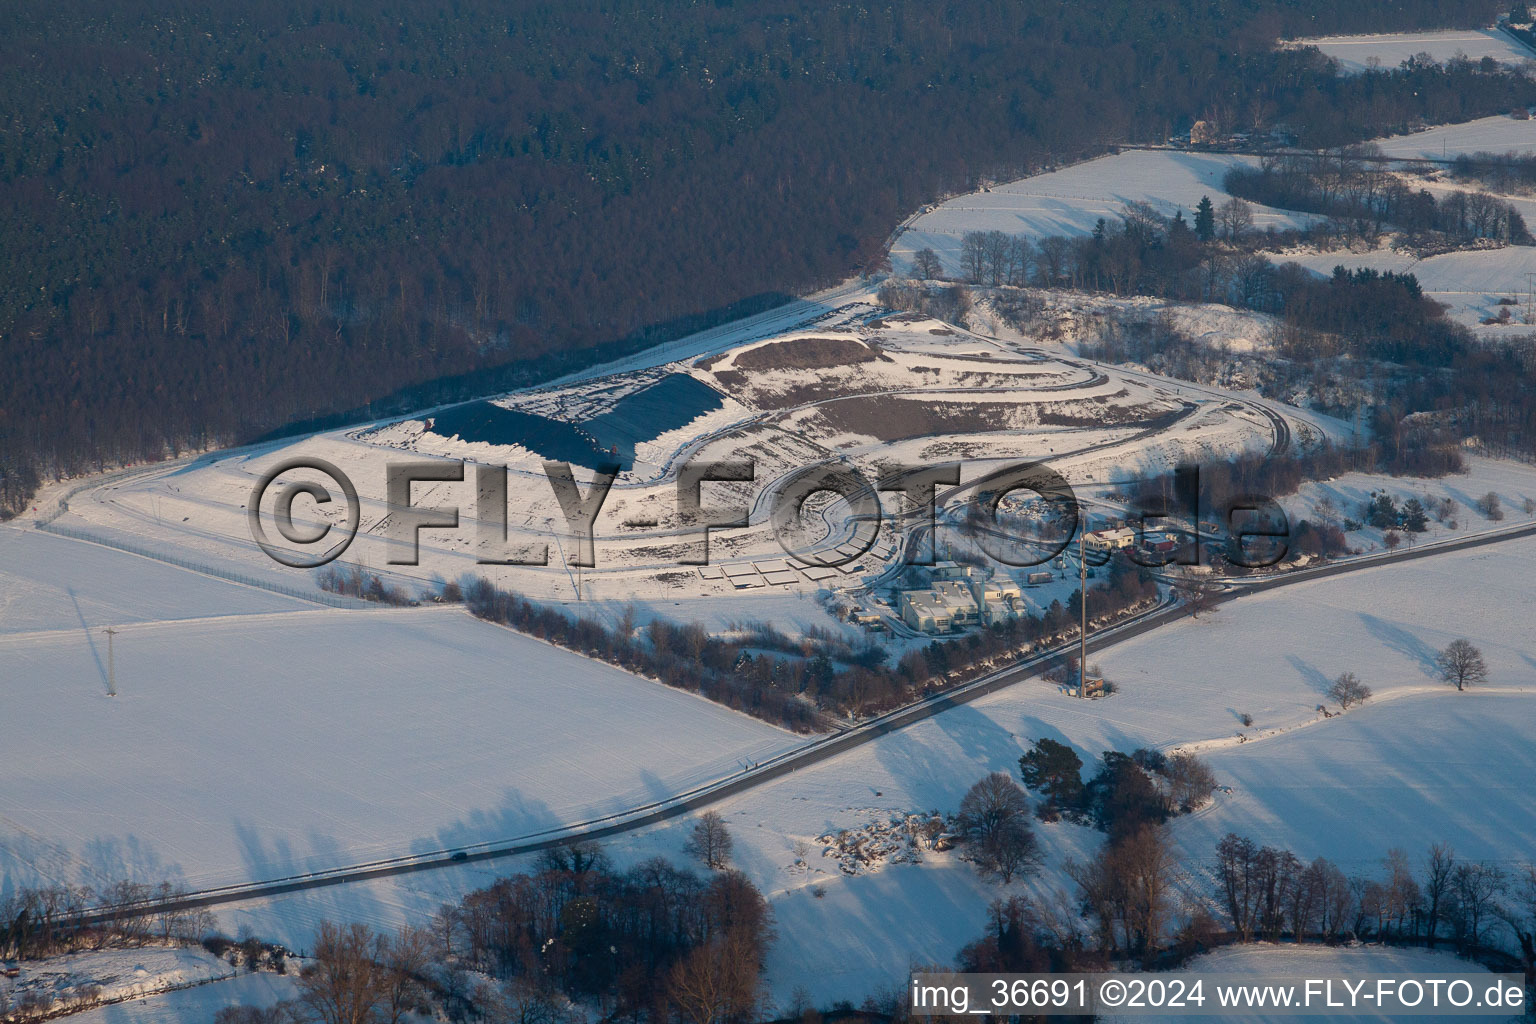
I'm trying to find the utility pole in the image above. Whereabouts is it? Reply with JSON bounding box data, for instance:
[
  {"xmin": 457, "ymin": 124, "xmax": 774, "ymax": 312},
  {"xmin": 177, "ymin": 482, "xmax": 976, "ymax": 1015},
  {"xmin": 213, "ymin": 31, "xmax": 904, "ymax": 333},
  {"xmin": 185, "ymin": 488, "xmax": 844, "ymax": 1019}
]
[
  {"xmin": 1078, "ymin": 526, "xmax": 1087, "ymax": 699},
  {"xmin": 104, "ymin": 627, "xmax": 119, "ymax": 697}
]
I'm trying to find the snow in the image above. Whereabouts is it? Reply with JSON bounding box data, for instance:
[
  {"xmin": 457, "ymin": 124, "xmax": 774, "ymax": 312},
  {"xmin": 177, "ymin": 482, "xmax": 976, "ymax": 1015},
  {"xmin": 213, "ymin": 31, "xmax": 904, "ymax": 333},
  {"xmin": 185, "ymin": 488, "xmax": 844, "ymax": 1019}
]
[
  {"xmin": 0, "ymin": 604, "xmax": 802, "ymax": 891},
  {"xmin": 894, "ymin": 152, "xmax": 1317, "ymax": 275},
  {"xmin": 0, "ymin": 947, "xmax": 292, "ymax": 1022},
  {"xmin": 1280, "ymin": 456, "xmax": 1536, "ymax": 551},
  {"xmin": 1287, "ymin": 28, "xmax": 1535, "ymax": 74},
  {"xmin": 7, "ymin": 113, "xmax": 1536, "ymax": 1011},
  {"xmin": 1373, "ymin": 114, "xmax": 1536, "ymax": 160},
  {"xmin": 893, "ymin": 113, "xmax": 1536, "ymax": 327},
  {"xmin": 35, "ymin": 313, "xmax": 1311, "ymax": 628},
  {"xmin": 1269, "ymin": 243, "xmax": 1536, "ymax": 328},
  {"xmin": 63, "ymin": 971, "xmax": 298, "ymax": 1024},
  {"xmin": 580, "ymin": 530, "xmax": 1536, "ymax": 1002},
  {"xmin": 13, "ymin": 405, "xmax": 1527, "ymax": 1011},
  {"xmin": 1110, "ymin": 943, "xmax": 1500, "ymax": 1024},
  {"xmin": 1176, "ymin": 690, "xmax": 1536, "ymax": 871},
  {"xmin": 0, "ymin": 527, "xmax": 311, "ymax": 635}
]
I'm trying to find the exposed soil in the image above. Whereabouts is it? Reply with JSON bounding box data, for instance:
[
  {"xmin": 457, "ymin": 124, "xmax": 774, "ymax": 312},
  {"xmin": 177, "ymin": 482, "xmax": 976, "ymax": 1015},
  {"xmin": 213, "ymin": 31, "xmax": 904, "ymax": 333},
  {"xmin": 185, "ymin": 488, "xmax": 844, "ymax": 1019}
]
[{"xmin": 730, "ymin": 336, "xmax": 888, "ymax": 371}]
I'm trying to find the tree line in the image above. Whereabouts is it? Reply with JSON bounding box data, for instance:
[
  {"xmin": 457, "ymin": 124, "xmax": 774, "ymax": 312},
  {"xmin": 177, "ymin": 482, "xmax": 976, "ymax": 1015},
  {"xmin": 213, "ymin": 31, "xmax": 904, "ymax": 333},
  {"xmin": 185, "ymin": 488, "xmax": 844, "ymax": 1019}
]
[
  {"xmin": 1449, "ymin": 149, "xmax": 1536, "ymax": 190},
  {"xmin": 0, "ymin": 0, "xmax": 1518, "ymax": 517},
  {"xmin": 1, "ymin": 879, "xmax": 213, "ymax": 971},
  {"xmin": 956, "ymin": 828, "xmax": 1536, "ymax": 989},
  {"xmin": 459, "ymin": 562, "xmax": 1159, "ymax": 731},
  {"xmin": 1225, "ymin": 148, "xmax": 1531, "ymax": 245},
  {"xmin": 215, "ymin": 842, "xmax": 773, "ymax": 1024},
  {"xmin": 1213, "ymin": 835, "xmax": 1530, "ymax": 962}
]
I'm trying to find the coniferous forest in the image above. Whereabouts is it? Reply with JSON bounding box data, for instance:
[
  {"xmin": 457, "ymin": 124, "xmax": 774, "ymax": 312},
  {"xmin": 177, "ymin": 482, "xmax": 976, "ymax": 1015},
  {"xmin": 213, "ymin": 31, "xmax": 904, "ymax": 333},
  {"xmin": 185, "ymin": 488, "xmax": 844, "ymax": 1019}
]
[{"xmin": 0, "ymin": 0, "xmax": 1511, "ymax": 514}]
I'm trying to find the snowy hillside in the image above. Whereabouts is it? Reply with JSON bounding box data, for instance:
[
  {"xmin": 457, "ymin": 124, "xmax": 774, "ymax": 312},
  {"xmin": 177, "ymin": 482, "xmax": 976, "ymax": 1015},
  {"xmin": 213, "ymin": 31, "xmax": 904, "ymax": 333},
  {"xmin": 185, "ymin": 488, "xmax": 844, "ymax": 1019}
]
[
  {"xmin": 894, "ymin": 151, "xmax": 1316, "ymax": 276},
  {"xmin": 1111, "ymin": 943, "xmax": 1502, "ymax": 1024},
  {"xmin": 0, "ymin": 602, "xmax": 801, "ymax": 891},
  {"xmin": 171, "ymin": 531, "xmax": 1536, "ymax": 1005},
  {"xmin": 1286, "ymin": 28, "xmax": 1535, "ymax": 73}
]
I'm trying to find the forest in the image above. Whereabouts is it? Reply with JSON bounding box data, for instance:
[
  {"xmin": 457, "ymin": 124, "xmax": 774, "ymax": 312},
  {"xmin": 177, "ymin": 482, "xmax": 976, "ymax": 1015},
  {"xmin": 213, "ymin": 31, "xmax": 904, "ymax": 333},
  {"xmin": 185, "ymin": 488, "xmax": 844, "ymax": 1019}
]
[{"xmin": 0, "ymin": 0, "xmax": 1512, "ymax": 515}]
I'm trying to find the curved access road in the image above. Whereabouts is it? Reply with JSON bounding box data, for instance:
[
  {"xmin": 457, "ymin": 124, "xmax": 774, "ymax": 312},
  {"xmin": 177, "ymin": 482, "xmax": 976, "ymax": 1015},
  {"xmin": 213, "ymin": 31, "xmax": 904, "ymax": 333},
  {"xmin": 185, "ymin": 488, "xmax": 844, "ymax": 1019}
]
[{"xmin": 69, "ymin": 514, "xmax": 1536, "ymax": 926}]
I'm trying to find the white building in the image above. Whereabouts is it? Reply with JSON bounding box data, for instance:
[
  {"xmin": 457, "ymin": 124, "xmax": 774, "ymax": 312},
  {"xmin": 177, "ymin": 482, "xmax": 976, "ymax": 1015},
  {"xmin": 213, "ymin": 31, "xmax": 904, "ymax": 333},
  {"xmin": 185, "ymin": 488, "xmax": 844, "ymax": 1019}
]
[
  {"xmin": 901, "ymin": 582, "xmax": 980, "ymax": 633},
  {"xmin": 973, "ymin": 577, "xmax": 1022, "ymax": 604},
  {"xmin": 1084, "ymin": 527, "xmax": 1137, "ymax": 553},
  {"xmin": 901, "ymin": 571, "xmax": 1030, "ymax": 634}
]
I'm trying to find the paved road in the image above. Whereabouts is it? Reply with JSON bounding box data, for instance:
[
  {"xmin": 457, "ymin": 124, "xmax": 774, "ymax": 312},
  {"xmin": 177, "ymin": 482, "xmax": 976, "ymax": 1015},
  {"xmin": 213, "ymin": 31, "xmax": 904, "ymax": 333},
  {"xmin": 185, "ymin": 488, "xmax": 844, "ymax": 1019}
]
[{"xmin": 72, "ymin": 515, "xmax": 1536, "ymax": 926}]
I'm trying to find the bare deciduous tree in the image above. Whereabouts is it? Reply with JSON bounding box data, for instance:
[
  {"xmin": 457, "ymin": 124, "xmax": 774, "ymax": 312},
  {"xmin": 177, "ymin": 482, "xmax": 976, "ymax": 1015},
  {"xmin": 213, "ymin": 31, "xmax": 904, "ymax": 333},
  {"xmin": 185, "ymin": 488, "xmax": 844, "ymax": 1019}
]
[
  {"xmin": 477, "ymin": 976, "xmax": 575, "ymax": 1024},
  {"xmin": 667, "ymin": 928, "xmax": 764, "ymax": 1024},
  {"xmin": 686, "ymin": 811, "xmax": 734, "ymax": 870},
  {"xmin": 1436, "ymin": 639, "xmax": 1487, "ymax": 691},
  {"xmin": 959, "ymin": 231, "xmax": 988, "ymax": 284},
  {"xmin": 957, "ymin": 772, "xmax": 1038, "ymax": 884},
  {"xmin": 1218, "ymin": 197, "xmax": 1253, "ymax": 241},
  {"xmin": 1495, "ymin": 864, "xmax": 1536, "ymax": 991},
  {"xmin": 297, "ymin": 921, "xmax": 387, "ymax": 1024},
  {"xmin": 1328, "ymin": 671, "xmax": 1372, "ymax": 709},
  {"xmin": 1174, "ymin": 581, "xmax": 1213, "ymax": 619},
  {"xmin": 1424, "ymin": 843, "xmax": 1457, "ymax": 947},
  {"xmin": 1069, "ymin": 825, "xmax": 1174, "ymax": 957},
  {"xmin": 1214, "ymin": 833, "xmax": 1261, "ymax": 942},
  {"xmin": 1310, "ymin": 857, "xmax": 1353, "ymax": 940},
  {"xmin": 1452, "ymin": 862, "xmax": 1506, "ymax": 950},
  {"xmin": 377, "ymin": 926, "xmax": 430, "ymax": 1024},
  {"xmin": 1161, "ymin": 751, "xmax": 1217, "ymax": 812},
  {"xmin": 912, "ymin": 247, "xmax": 943, "ymax": 280}
]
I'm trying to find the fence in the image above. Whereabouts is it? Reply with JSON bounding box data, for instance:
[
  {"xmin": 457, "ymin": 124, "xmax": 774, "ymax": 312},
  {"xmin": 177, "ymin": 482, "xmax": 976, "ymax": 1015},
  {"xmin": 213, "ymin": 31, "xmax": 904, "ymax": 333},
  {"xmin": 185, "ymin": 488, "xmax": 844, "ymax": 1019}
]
[
  {"xmin": 34, "ymin": 464, "xmax": 164, "ymax": 526},
  {"xmin": 36, "ymin": 520, "xmax": 370, "ymax": 610}
]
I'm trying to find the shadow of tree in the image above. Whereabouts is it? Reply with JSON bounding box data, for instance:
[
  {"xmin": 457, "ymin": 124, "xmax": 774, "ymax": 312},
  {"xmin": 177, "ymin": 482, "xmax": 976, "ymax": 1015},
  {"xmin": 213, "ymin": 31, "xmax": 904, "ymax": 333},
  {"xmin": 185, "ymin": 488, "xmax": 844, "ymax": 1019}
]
[{"xmin": 1358, "ymin": 611, "xmax": 1440, "ymax": 677}]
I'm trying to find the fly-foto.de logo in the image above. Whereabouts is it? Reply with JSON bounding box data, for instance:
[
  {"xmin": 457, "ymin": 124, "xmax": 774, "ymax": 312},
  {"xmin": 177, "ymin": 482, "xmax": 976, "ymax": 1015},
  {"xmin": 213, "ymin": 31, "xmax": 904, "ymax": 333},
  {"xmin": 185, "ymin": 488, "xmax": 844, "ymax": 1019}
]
[{"xmin": 247, "ymin": 457, "xmax": 1290, "ymax": 571}]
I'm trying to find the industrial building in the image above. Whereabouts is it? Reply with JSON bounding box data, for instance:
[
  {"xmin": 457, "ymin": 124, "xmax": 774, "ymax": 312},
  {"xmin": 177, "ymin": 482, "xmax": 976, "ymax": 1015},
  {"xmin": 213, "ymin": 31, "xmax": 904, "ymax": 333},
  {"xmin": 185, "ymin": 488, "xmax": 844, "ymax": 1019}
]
[{"xmin": 899, "ymin": 570, "xmax": 1025, "ymax": 634}]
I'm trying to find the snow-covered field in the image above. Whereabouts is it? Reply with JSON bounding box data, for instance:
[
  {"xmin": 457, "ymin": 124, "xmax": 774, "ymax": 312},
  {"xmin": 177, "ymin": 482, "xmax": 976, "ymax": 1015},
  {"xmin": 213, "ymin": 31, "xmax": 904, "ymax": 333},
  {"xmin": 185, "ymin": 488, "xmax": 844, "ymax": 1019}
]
[
  {"xmin": 0, "ymin": 599, "xmax": 801, "ymax": 891},
  {"xmin": 62, "ymin": 971, "xmax": 297, "ymax": 1024},
  {"xmin": 1287, "ymin": 28, "xmax": 1535, "ymax": 73},
  {"xmin": 891, "ymin": 111, "xmax": 1536, "ymax": 330},
  {"xmin": 1111, "ymin": 943, "xmax": 1503, "ymax": 1024},
  {"xmin": 1269, "ymin": 243, "xmax": 1536, "ymax": 329},
  {"xmin": 1280, "ymin": 456, "xmax": 1536, "ymax": 552},
  {"xmin": 748, "ymin": 535, "xmax": 1536, "ymax": 998},
  {"xmin": 1374, "ymin": 114, "xmax": 1536, "ymax": 160},
  {"xmin": 0, "ymin": 528, "xmax": 312, "ymax": 635},
  {"xmin": 894, "ymin": 152, "xmax": 1316, "ymax": 275},
  {"xmin": 189, "ymin": 530, "xmax": 1536, "ymax": 1005},
  {"xmin": 10, "ymin": 105, "xmax": 1536, "ymax": 1020},
  {"xmin": 0, "ymin": 946, "xmax": 290, "ymax": 1022},
  {"xmin": 1178, "ymin": 690, "xmax": 1536, "ymax": 868}
]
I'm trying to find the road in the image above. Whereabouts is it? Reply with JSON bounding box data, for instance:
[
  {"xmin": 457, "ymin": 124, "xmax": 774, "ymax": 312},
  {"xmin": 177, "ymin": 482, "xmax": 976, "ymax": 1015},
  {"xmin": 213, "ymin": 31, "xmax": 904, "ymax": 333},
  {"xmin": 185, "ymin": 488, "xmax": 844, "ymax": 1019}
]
[{"xmin": 71, "ymin": 513, "xmax": 1536, "ymax": 926}]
